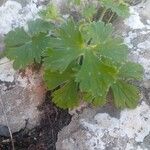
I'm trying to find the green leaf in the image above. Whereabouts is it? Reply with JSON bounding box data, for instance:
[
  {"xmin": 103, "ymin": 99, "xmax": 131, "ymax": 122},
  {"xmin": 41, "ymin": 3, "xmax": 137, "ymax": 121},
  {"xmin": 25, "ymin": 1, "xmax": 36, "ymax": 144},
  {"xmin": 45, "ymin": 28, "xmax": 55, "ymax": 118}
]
[
  {"xmin": 98, "ymin": 38, "xmax": 128, "ymax": 63},
  {"xmin": 99, "ymin": 0, "xmax": 129, "ymax": 18},
  {"xmin": 44, "ymin": 70, "xmax": 70, "ymax": 90},
  {"xmin": 44, "ymin": 64, "xmax": 76, "ymax": 90},
  {"xmin": 28, "ymin": 19, "xmax": 53, "ymax": 36},
  {"xmin": 116, "ymin": 3, "xmax": 129, "ymax": 17},
  {"xmin": 119, "ymin": 62, "xmax": 143, "ymax": 80},
  {"xmin": 52, "ymin": 81, "xmax": 79, "ymax": 109},
  {"xmin": 111, "ymin": 80, "xmax": 140, "ymax": 108},
  {"xmin": 4, "ymin": 28, "xmax": 50, "ymax": 69},
  {"xmin": 85, "ymin": 21, "xmax": 113, "ymax": 44},
  {"xmin": 74, "ymin": 0, "xmax": 81, "ymax": 5},
  {"xmin": 69, "ymin": 0, "xmax": 81, "ymax": 5},
  {"xmin": 83, "ymin": 92, "xmax": 107, "ymax": 106},
  {"xmin": 82, "ymin": 4, "xmax": 97, "ymax": 20},
  {"xmin": 4, "ymin": 28, "xmax": 30, "ymax": 47},
  {"xmin": 39, "ymin": 4, "xmax": 60, "ymax": 21},
  {"xmin": 76, "ymin": 50, "xmax": 117, "ymax": 103},
  {"xmin": 44, "ymin": 19, "xmax": 84, "ymax": 72}
]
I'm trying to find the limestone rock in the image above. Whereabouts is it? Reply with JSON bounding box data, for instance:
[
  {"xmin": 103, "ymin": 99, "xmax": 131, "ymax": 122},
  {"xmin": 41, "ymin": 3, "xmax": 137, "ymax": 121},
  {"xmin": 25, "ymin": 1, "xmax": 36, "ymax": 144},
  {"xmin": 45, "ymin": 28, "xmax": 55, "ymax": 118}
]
[
  {"xmin": 57, "ymin": 103, "xmax": 150, "ymax": 150},
  {"xmin": 141, "ymin": 0, "xmax": 150, "ymax": 20},
  {"xmin": 0, "ymin": 58, "xmax": 45, "ymax": 133}
]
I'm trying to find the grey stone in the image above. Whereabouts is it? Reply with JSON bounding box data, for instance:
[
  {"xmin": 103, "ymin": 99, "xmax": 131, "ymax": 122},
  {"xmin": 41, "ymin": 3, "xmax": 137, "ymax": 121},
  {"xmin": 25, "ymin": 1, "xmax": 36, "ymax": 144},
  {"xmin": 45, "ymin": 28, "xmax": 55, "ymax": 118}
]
[
  {"xmin": 0, "ymin": 58, "xmax": 45, "ymax": 133},
  {"xmin": 0, "ymin": 125, "xmax": 10, "ymax": 137},
  {"xmin": 141, "ymin": 0, "xmax": 150, "ymax": 20}
]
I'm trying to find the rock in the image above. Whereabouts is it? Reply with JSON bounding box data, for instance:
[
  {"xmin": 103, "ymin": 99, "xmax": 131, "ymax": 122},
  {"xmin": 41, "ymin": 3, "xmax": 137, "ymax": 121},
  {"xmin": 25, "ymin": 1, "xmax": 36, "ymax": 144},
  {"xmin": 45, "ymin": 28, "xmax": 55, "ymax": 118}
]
[
  {"xmin": 0, "ymin": 0, "xmax": 48, "ymax": 133},
  {"xmin": 141, "ymin": 0, "xmax": 150, "ymax": 20},
  {"xmin": 0, "ymin": 0, "xmax": 42, "ymax": 35},
  {"xmin": 0, "ymin": 125, "xmax": 10, "ymax": 137},
  {"xmin": 0, "ymin": 58, "xmax": 45, "ymax": 133},
  {"xmin": 56, "ymin": 1, "xmax": 150, "ymax": 150},
  {"xmin": 57, "ymin": 102, "xmax": 150, "ymax": 150}
]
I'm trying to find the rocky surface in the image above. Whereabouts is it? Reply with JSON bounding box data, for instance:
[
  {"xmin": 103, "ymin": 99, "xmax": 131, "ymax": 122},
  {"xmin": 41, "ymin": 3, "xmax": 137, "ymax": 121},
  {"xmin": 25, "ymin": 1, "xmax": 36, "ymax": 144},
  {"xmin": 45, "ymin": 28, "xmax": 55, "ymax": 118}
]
[
  {"xmin": 56, "ymin": 1, "xmax": 150, "ymax": 150},
  {"xmin": 0, "ymin": 57, "xmax": 45, "ymax": 134},
  {"xmin": 0, "ymin": 0, "xmax": 47, "ymax": 134}
]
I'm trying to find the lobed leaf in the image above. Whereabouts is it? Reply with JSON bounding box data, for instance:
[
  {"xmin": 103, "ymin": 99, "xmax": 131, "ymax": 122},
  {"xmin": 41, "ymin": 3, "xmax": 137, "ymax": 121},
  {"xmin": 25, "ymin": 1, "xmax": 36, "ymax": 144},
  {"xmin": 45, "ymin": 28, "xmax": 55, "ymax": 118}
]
[
  {"xmin": 76, "ymin": 50, "xmax": 117, "ymax": 102},
  {"xmin": 28, "ymin": 19, "xmax": 53, "ymax": 36},
  {"xmin": 39, "ymin": 4, "xmax": 60, "ymax": 21},
  {"xmin": 52, "ymin": 81, "xmax": 79, "ymax": 109},
  {"xmin": 118, "ymin": 62, "xmax": 143, "ymax": 80},
  {"xmin": 44, "ymin": 64, "xmax": 76, "ymax": 90},
  {"xmin": 85, "ymin": 21, "xmax": 113, "ymax": 44},
  {"xmin": 4, "ymin": 23, "xmax": 51, "ymax": 69},
  {"xmin": 44, "ymin": 19, "xmax": 84, "ymax": 72},
  {"xmin": 5, "ymin": 28, "xmax": 30, "ymax": 47},
  {"xmin": 111, "ymin": 80, "xmax": 140, "ymax": 108},
  {"xmin": 98, "ymin": 38, "xmax": 129, "ymax": 63},
  {"xmin": 82, "ymin": 4, "xmax": 97, "ymax": 20}
]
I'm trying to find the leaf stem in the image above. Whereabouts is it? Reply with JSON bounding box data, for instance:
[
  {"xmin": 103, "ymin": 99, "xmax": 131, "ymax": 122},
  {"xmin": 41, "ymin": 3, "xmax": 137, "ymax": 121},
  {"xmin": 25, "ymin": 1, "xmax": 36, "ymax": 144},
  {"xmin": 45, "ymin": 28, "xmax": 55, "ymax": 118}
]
[
  {"xmin": 99, "ymin": 8, "xmax": 107, "ymax": 21},
  {"xmin": 108, "ymin": 12, "xmax": 115, "ymax": 23}
]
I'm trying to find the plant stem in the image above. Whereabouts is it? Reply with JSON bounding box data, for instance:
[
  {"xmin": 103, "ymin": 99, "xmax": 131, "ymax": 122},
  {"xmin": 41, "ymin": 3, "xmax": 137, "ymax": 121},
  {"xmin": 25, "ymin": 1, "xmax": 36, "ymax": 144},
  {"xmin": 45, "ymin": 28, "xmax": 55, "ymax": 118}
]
[
  {"xmin": 99, "ymin": 8, "xmax": 107, "ymax": 21},
  {"xmin": 108, "ymin": 12, "xmax": 115, "ymax": 23},
  {"xmin": 0, "ymin": 94, "xmax": 15, "ymax": 150}
]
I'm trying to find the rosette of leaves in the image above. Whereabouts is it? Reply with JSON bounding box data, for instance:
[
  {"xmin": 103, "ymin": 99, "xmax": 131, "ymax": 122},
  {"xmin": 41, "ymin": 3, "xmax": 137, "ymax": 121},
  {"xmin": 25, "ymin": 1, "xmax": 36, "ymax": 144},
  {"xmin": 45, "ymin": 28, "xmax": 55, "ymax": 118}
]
[
  {"xmin": 4, "ymin": 19, "xmax": 53, "ymax": 69},
  {"xmin": 44, "ymin": 19, "xmax": 143, "ymax": 109}
]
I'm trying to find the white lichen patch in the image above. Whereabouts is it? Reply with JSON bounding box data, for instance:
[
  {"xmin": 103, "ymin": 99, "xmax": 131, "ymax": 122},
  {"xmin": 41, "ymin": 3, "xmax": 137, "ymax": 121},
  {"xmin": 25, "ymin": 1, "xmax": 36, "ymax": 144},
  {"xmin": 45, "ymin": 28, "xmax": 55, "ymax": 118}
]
[
  {"xmin": 80, "ymin": 120, "xmax": 106, "ymax": 150},
  {"xmin": 0, "ymin": 57, "xmax": 15, "ymax": 82},
  {"xmin": 137, "ymin": 41, "xmax": 150, "ymax": 49},
  {"xmin": 0, "ymin": 0, "xmax": 41, "ymax": 35},
  {"xmin": 124, "ymin": 7, "xmax": 145, "ymax": 29},
  {"xmin": 80, "ymin": 102, "xmax": 150, "ymax": 150},
  {"xmin": 124, "ymin": 31, "xmax": 137, "ymax": 48}
]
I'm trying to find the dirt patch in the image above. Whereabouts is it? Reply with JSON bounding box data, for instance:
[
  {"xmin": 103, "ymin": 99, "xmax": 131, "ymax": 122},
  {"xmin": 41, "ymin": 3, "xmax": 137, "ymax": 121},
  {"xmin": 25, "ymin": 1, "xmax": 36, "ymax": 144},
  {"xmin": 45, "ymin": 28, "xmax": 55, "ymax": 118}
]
[{"xmin": 0, "ymin": 92, "xmax": 72, "ymax": 150}]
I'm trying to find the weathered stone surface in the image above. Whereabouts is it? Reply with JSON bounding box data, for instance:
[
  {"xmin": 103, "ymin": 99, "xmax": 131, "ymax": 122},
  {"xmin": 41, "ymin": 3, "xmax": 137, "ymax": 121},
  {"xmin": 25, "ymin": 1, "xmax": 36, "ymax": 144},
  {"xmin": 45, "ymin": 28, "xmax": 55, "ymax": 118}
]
[
  {"xmin": 56, "ymin": 1, "xmax": 150, "ymax": 150},
  {"xmin": 0, "ymin": 58, "xmax": 45, "ymax": 133},
  {"xmin": 0, "ymin": 0, "xmax": 41, "ymax": 35},
  {"xmin": 0, "ymin": 0, "xmax": 47, "ymax": 133},
  {"xmin": 0, "ymin": 125, "xmax": 9, "ymax": 137}
]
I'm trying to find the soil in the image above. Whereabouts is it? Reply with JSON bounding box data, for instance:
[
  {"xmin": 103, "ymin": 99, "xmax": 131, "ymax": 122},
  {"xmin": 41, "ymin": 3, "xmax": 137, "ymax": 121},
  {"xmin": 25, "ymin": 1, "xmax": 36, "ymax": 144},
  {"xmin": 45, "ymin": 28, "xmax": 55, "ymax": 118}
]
[{"xmin": 0, "ymin": 92, "xmax": 72, "ymax": 150}]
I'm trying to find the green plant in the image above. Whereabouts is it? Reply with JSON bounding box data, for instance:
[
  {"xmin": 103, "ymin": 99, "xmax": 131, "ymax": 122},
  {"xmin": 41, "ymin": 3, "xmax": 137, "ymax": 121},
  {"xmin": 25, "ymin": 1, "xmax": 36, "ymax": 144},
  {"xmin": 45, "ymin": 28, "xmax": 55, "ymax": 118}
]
[
  {"xmin": 70, "ymin": 0, "xmax": 129, "ymax": 22},
  {"xmin": 99, "ymin": 0, "xmax": 129, "ymax": 18},
  {"xmin": 39, "ymin": 3, "xmax": 60, "ymax": 21},
  {"xmin": 4, "ymin": 19, "xmax": 53, "ymax": 69},
  {"xmin": 3, "ymin": 0, "xmax": 143, "ymax": 109}
]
